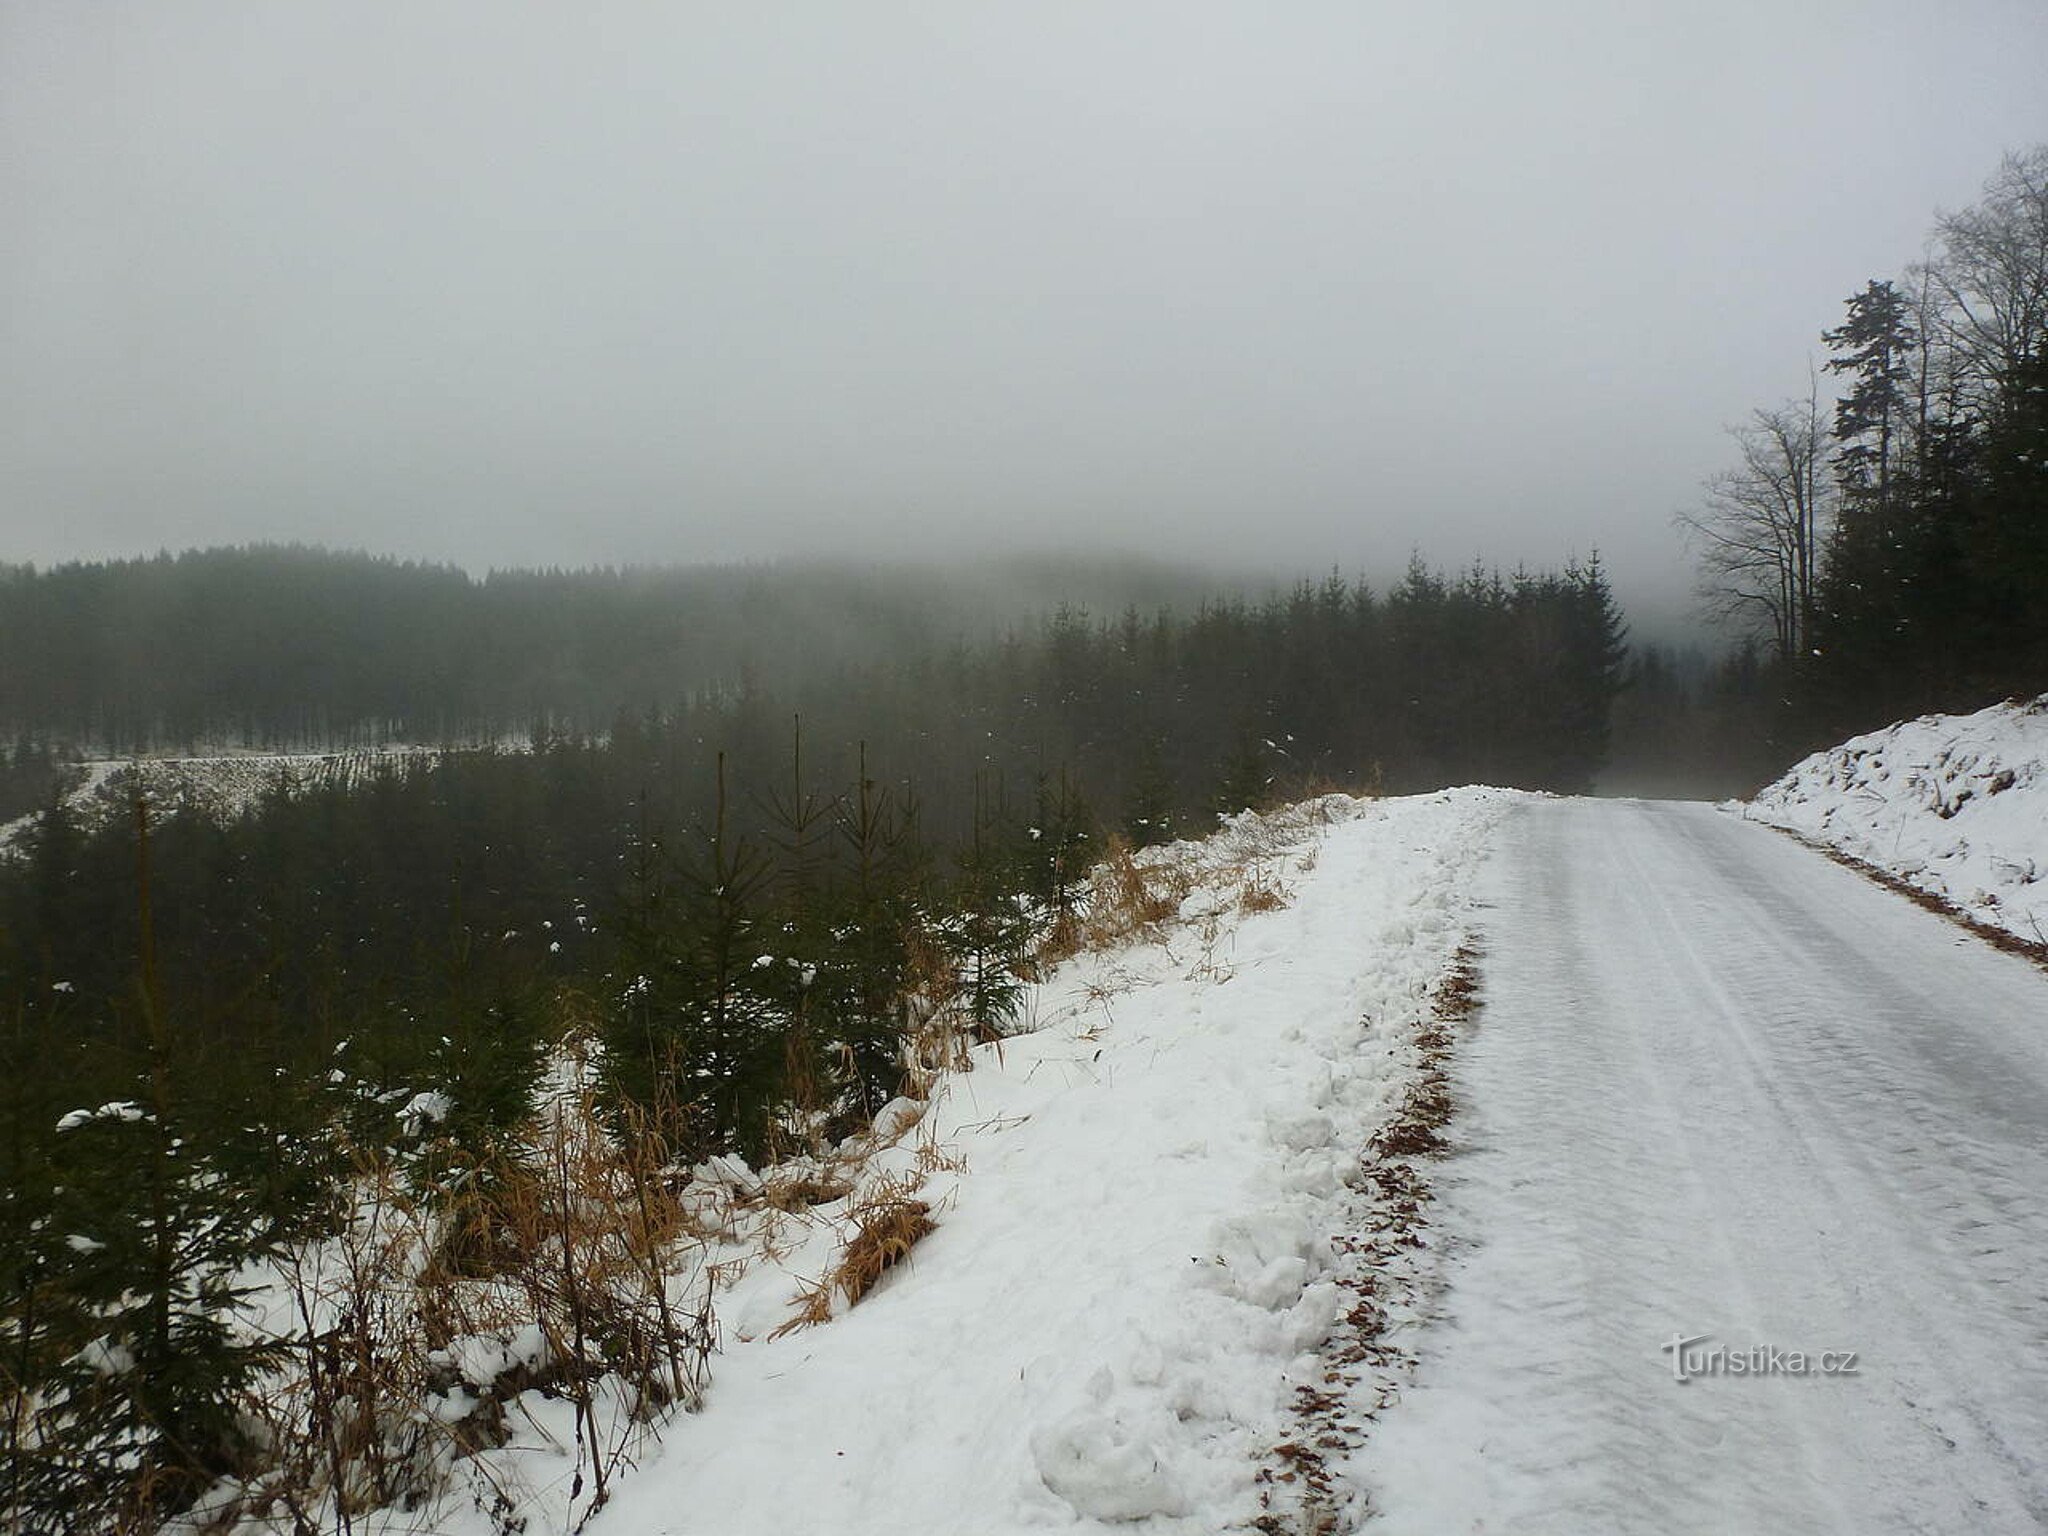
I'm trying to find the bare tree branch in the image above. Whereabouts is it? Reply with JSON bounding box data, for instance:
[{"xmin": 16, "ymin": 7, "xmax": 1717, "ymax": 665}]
[{"xmin": 1675, "ymin": 392, "xmax": 1832, "ymax": 667}]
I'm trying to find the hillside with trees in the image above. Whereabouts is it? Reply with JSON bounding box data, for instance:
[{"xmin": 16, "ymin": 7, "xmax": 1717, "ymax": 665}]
[
  {"xmin": 0, "ymin": 550, "xmax": 1624, "ymax": 1527},
  {"xmin": 0, "ymin": 550, "xmax": 1233, "ymax": 753},
  {"xmin": 1679, "ymin": 146, "xmax": 2048, "ymax": 757}
]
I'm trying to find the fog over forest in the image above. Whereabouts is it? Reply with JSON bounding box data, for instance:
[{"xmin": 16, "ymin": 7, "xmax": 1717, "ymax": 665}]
[{"xmin": 7, "ymin": 2, "xmax": 2047, "ymax": 634}]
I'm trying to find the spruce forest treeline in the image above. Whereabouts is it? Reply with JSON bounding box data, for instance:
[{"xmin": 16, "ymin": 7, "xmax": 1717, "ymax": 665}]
[
  {"xmin": 6, "ymin": 555, "xmax": 1626, "ymax": 1055},
  {"xmin": 1681, "ymin": 146, "xmax": 2048, "ymax": 753},
  {"xmin": 1, "ymin": 555, "xmax": 1622, "ymax": 1526},
  {"xmin": 2, "ymin": 555, "xmax": 1627, "ymax": 1141},
  {"xmin": 0, "ymin": 547, "xmax": 1230, "ymax": 752}
]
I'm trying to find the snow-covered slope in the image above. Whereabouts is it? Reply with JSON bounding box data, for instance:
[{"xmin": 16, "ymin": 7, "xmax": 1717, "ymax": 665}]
[
  {"xmin": 582, "ymin": 791, "xmax": 1505, "ymax": 1536},
  {"xmin": 1748, "ymin": 695, "xmax": 2048, "ymax": 947},
  {"xmin": 266, "ymin": 789, "xmax": 1504, "ymax": 1536}
]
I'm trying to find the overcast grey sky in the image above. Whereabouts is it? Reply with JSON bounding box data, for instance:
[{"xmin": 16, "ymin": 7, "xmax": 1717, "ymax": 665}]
[{"xmin": 3, "ymin": 2, "xmax": 2045, "ymax": 625}]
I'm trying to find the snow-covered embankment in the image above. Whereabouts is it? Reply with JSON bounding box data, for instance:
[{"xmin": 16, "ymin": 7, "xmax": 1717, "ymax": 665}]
[
  {"xmin": 1748, "ymin": 694, "xmax": 2048, "ymax": 949},
  {"xmin": 587, "ymin": 789, "xmax": 1508, "ymax": 1536}
]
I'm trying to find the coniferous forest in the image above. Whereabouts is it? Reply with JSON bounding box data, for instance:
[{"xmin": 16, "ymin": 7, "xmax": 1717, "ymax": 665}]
[
  {"xmin": 1672, "ymin": 146, "xmax": 2048, "ymax": 768},
  {"xmin": 0, "ymin": 548, "xmax": 1625, "ymax": 1528},
  {"xmin": 3, "ymin": 551, "xmax": 1630, "ymax": 1124},
  {"xmin": 0, "ymin": 550, "xmax": 1236, "ymax": 755}
]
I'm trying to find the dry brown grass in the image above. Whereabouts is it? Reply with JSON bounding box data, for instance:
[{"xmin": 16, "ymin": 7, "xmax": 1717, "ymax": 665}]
[
  {"xmin": 1075, "ymin": 836, "xmax": 1189, "ymax": 950},
  {"xmin": 1028, "ymin": 906, "xmax": 1089, "ymax": 972},
  {"xmin": 1238, "ymin": 863, "xmax": 1291, "ymax": 914},
  {"xmin": 212, "ymin": 1069, "xmax": 720, "ymax": 1534},
  {"xmin": 911, "ymin": 1123, "xmax": 969, "ymax": 1176},
  {"xmin": 902, "ymin": 1009, "xmax": 976, "ymax": 1096},
  {"xmin": 772, "ymin": 1277, "xmax": 837, "ymax": 1336},
  {"xmin": 895, "ymin": 921, "xmax": 980, "ymax": 1095},
  {"xmin": 836, "ymin": 1184, "xmax": 936, "ymax": 1305},
  {"xmin": 772, "ymin": 1172, "xmax": 937, "ymax": 1337},
  {"xmin": 1185, "ymin": 904, "xmax": 1236, "ymax": 984}
]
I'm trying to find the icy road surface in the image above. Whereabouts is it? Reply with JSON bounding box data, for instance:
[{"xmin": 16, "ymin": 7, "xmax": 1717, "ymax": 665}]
[{"xmin": 1360, "ymin": 797, "xmax": 2048, "ymax": 1534}]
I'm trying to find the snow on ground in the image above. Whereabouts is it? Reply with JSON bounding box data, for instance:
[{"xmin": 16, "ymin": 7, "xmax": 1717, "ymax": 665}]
[
  {"xmin": 0, "ymin": 746, "xmax": 439, "ymax": 851},
  {"xmin": 1748, "ymin": 694, "xmax": 2048, "ymax": 947},
  {"xmin": 286, "ymin": 788, "xmax": 1507, "ymax": 1536},
  {"xmin": 1351, "ymin": 797, "xmax": 2048, "ymax": 1534},
  {"xmin": 592, "ymin": 791, "xmax": 1503, "ymax": 1536}
]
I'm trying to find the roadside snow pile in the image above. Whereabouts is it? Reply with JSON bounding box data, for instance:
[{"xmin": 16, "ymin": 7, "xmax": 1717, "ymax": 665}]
[
  {"xmin": 581, "ymin": 788, "xmax": 1508, "ymax": 1536},
  {"xmin": 1749, "ymin": 695, "xmax": 2048, "ymax": 946}
]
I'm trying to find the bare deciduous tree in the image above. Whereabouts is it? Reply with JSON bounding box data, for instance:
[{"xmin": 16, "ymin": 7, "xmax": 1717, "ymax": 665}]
[
  {"xmin": 1677, "ymin": 392, "xmax": 1832, "ymax": 668},
  {"xmin": 1928, "ymin": 145, "xmax": 2048, "ymax": 409}
]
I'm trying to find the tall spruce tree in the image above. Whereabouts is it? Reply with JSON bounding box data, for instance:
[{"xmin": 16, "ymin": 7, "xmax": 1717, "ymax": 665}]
[{"xmin": 1823, "ymin": 279, "xmax": 1919, "ymax": 519}]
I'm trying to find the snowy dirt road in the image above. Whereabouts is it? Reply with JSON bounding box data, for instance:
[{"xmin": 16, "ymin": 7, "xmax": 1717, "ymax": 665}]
[{"xmin": 1359, "ymin": 797, "xmax": 2048, "ymax": 1534}]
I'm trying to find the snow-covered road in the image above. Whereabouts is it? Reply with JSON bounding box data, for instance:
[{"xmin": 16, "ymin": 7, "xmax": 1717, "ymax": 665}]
[{"xmin": 1361, "ymin": 797, "xmax": 2048, "ymax": 1534}]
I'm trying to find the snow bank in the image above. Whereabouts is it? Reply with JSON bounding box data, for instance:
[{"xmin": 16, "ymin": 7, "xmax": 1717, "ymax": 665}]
[
  {"xmin": 574, "ymin": 788, "xmax": 1508, "ymax": 1536},
  {"xmin": 1748, "ymin": 695, "xmax": 2048, "ymax": 947}
]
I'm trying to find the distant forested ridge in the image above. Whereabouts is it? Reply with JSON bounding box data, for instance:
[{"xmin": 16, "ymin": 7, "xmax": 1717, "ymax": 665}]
[
  {"xmin": 1, "ymin": 549, "xmax": 1627, "ymax": 1076},
  {"xmin": 0, "ymin": 547, "xmax": 1626, "ymax": 1180},
  {"xmin": 0, "ymin": 544, "xmax": 1627, "ymax": 805},
  {"xmin": 0, "ymin": 545, "xmax": 1234, "ymax": 750}
]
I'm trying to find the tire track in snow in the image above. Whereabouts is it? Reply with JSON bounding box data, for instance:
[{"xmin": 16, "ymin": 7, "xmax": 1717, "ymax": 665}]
[{"xmin": 1355, "ymin": 797, "xmax": 2048, "ymax": 1535}]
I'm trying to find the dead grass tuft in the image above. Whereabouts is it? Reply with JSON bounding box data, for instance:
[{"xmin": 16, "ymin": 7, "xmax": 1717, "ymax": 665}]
[
  {"xmin": 912, "ymin": 1127, "xmax": 969, "ymax": 1177},
  {"xmin": 836, "ymin": 1184, "xmax": 936, "ymax": 1306},
  {"xmin": 1029, "ymin": 906, "xmax": 1089, "ymax": 972},
  {"xmin": 772, "ymin": 1276, "xmax": 837, "ymax": 1337},
  {"xmin": 219, "ymin": 1063, "xmax": 721, "ymax": 1534},
  {"xmin": 773, "ymin": 1173, "xmax": 936, "ymax": 1336},
  {"xmin": 1238, "ymin": 863, "xmax": 1291, "ymax": 914},
  {"xmin": 896, "ymin": 921, "xmax": 982, "ymax": 1095},
  {"xmin": 1076, "ymin": 835, "xmax": 1189, "ymax": 949},
  {"xmin": 754, "ymin": 1171, "xmax": 854, "ymax": 1213}
]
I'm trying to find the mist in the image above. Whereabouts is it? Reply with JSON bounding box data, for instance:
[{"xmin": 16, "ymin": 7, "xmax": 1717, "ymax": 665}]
[{"xmin": 6, "ymin": 2, "xmax": 2047, "ymax": 631}]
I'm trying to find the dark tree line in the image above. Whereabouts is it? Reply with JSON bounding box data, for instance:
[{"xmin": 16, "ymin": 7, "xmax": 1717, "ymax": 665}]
[
  {"xmin": 3, "ymin": 555, "xmax": 1626, "ymax": 1017},
  {"xmin": 0, "ymin": 737, "xmax": 75, "ymax": 826},
  {"xmin": 1, "ymin": 554, "xmax": 1626, "ymax": 1163},
  {"xmin": 1682, "ymin": 146, "xmax": 2048, "ymax": 754},
  {"xmin": 0, "ymin": 552, "xmax": 1624, "ymax": 1524},
  {"xmin": 0, "ymin": 547, "xmax": 1227, "ymax": 752}
]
